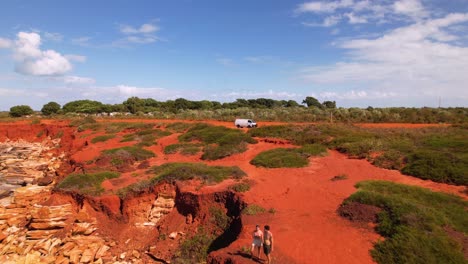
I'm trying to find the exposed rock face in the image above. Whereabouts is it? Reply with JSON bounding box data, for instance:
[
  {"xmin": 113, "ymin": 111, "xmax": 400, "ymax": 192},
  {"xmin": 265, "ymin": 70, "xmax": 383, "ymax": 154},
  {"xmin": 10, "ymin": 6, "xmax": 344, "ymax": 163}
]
[
  {"xmin": 0, "ymin": 140, "xmax": 117, "ymax": 263},
  {"xmin": 0, "ymin": 139, "xmax": 63, "ymax": 198},
  {"xmin": 0, "ymin": 185, "xmax": 114, "ymax": 263}
]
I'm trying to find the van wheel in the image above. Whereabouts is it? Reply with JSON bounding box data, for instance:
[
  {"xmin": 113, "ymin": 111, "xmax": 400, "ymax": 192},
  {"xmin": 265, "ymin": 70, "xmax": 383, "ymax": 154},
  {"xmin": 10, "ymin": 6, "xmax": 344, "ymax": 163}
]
[{"xmin": 236, "ymin": 125, "xmax": 241, "ymax": 128}]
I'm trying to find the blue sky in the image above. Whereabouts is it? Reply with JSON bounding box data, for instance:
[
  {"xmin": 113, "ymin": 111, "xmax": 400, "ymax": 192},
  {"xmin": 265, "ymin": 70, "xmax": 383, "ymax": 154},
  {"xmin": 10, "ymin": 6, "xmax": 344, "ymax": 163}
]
[{"xmin": 1, "ymin": 0, "xmax": 468, "ymax": 110}]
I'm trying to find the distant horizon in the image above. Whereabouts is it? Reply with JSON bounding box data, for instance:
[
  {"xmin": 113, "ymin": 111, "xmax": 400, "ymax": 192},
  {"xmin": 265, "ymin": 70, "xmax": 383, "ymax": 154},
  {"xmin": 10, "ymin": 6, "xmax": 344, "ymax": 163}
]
[{"xmin": 1, "ymin": 0, "xmax": 468, "ymax": 109}]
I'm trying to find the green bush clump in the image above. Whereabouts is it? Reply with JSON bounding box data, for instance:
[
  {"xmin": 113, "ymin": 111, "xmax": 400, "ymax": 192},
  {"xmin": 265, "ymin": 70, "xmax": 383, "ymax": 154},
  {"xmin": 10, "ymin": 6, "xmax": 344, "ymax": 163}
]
[
  {"xmin": 103, "ymin": 122, "xmax": 154, "ymax": 133},
  {"xmin": 179, "ymin": 124, "xmax": 256, "ymax": 160},
  {"xmin": 164, "ymin": 143, "xmax": 202, "ymax": 155},
  {"xmin": 341, "ymin": 180, "xmax": 468, "ymax": 264},
  {"xmin": 121, "ymin": 129, "xmax": 171, "ymax": 146},
  {"xmin": 9, "ymin": 105, "xmax": 34, "ymax": 117},
  {"xmin": 103, "ymin": 146, "xmax": 155, "ymax": 161},
  {"xmin": 166, "ymin": 122, "xmax": 194, "ymax": 133},
  {"xmin": 248, "ymin": 125, "xmax": 327, "ymax": 145},
  {"xmin": 56, "ymin": 171, "xmax": 120, "ymax": 195},
  {"xmin": 402, "ymin": 151, "xmax": 467, "ymax": 185},
  {"xmin": 118, "ymin": 163, "xmax": 246, "ymax": 198},
  {"xmin": 229, "ymin": 182, "xmax": 251, "ymax": 192},
  {"xmin": 174, "ymin": 227, "xmax": 214, "ymax": 263},
  {"xmin": 209, "ymin": 206, "xmax": 230, "ymax": 230},
  {"xmin": 242, "ymin": 204, "xmax": 266, "ymax": 215},
  {"xmin": 91, "ymin": 134, "xmax": 116, "ymax": 144},
  {"xmin": 148, "ymin": 163, "xmax": 246, "ymax": 184},
  {"xmin": 251, "ymin": 144, "xmax": 327, "ymax": 168}
]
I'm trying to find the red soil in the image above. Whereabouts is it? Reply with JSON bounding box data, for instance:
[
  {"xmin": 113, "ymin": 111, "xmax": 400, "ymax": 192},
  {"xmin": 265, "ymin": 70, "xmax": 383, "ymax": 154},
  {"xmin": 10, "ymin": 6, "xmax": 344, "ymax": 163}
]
[{"xmin": 0, "ymin": 119, "xmax": 463, "ymax": 264}]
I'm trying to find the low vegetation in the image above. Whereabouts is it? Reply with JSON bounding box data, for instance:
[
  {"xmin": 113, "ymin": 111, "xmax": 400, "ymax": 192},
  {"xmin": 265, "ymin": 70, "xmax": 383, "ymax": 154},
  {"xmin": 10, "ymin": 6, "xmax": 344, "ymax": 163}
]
[
  {"xmin": 250, "ymin": 124, "xmax": 467, "ymax": 185},
  {"xmin": 165, "ymin": 122, "xmax": 194, "ymax": 133},
  {"xmin": 90, "ymin": 134, "xmax": 116, "ymax": 144},
  {"xmin": 117, "ymin": 163, "xmax": 246, "ymax": 198},
  {"xmin": 121, "ymin": 129, "xmax": 171, "ymax": 146},
  {"xmin": 56, "ymin": 171, "xmax": 120, "ymax": 195},
  {"xmin": 242, "ymin": 204, "xmax": 266, "ymax": 215},
  {"xmin": 164, "ymin": 143, "xmax": 202, "ymax": 155},
  {"xmin": 102, "ymin": 146, "xmax": 155, "ymax": 161},
  {"xmin": 228, "ymin": 182, "xmax": 251, "ymax": 193},
  {"xmin": 251, "ymin": 144, "xmax": 327, "ymax": 168},
  {"xmin": 174, "ymin": 227, "xmax": 214, "ymax": 264},
  {"xmin": 179, "ymin": 124, "xmax": 257, "ymax": 160},
  {"xmin": 340, "ymin": 180, "xmax": 468, "ymax": 263}
]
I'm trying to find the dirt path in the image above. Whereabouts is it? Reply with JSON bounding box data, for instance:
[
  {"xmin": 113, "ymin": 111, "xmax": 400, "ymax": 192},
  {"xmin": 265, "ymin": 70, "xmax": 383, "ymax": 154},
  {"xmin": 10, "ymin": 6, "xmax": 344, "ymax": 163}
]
[{"xmin": 206, "ymin": 145, "xmax": 466, "ymax": 264}]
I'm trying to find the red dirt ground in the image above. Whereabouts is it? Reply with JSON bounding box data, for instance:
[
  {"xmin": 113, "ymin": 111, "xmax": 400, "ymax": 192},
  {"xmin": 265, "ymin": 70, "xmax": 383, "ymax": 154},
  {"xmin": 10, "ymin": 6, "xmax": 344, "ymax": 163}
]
[{"xmin": 0, "ymin": 119, "xmax": 463, "ymax": 264}]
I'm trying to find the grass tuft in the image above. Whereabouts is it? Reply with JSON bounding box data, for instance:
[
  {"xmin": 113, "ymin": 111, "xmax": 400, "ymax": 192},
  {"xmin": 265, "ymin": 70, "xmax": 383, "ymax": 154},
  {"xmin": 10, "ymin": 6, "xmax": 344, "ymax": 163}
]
[
  {"xmin": 90, "ymin": 134, "xmax": 116, "ymax": 144},
  {"xmin": 56, "ymin": 171, "xmax": 120, "ymax": 196},
  {"xmin": 250, "ymin": 144, "xmax": 327, "ymax": 168}
]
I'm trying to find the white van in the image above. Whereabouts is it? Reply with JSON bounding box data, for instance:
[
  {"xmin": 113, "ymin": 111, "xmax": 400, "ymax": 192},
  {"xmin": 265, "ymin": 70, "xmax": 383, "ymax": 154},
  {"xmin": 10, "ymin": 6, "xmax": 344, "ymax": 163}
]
[{"xmin": 234, "ymin": 119, "xmax": 257, "ymax": 128}]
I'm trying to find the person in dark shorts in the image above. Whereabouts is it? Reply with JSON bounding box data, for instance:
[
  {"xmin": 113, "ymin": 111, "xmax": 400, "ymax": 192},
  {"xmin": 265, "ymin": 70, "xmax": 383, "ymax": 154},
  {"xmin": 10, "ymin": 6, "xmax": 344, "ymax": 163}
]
[{"xmin": 263, "ymin": 225, "xmax": 273, "ymax": 264}]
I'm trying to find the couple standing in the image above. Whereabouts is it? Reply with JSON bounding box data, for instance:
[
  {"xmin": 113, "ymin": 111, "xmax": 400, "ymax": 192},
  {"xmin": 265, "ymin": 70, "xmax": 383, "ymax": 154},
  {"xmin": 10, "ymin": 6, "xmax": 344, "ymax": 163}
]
[{"xmin": 251, "ymin": 225, "xmax": 273, "ymax": 263}]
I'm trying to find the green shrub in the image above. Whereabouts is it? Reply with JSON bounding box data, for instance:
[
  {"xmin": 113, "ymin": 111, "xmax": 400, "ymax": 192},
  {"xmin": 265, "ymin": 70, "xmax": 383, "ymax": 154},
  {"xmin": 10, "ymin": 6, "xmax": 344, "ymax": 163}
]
[
  {"xmin": 103, "ymin": 122, "xmax": 153, "ymax": 133},
  {"xmin": 56, "ymin": 171, "xmax": 120, "ymax": 195},
  {"xmin": 341, "ymin": 180, "xmax": 468, "ymax": 264},
  {"xmin": 402, "ymin": 151, "xmax": 467, "ymax": 185},
  {"xmin": 175, "ymin": 227, "xmax": 214, "ymax": 263},
  {"xmin": 251, "ymin": 144, "xmax": 326, "ymax": 168},
  {"xmin": 242, "ymin": 204, "xmax": 266, "ymax": 215},
  {"xmin": 201, "ymin": 143, "xmax": 248, "ymax": 160},
  {"xmin": 9, "ymin": 105, "xmax": 34, "ymax": 117},
  {"xmin": 298, "ymin": 143, "xmax": 328, "ymax": 156},
  {"xmin": 102, "ymin": 146, "xmax": 155, "ymax": 161},
  {"xmin": 229, "ymin": 182, "xmax": 251, "ymax": 193},
  {"xmin": 179, "ymin": 124, "xmax": 256, "ymax": 160},
  {"xmin": 91, "ymin": 134, "xmax": 116, "ymax": 144},
  {"xmin": 164, "ymin": 143, "xmax": 202, "ymax": 155},
  {"xmin": 372, "ymin": 150, "xmax": 405, "ymax": 170},
  {"xmin": 41, "ymin": 102, "xmax": 61, "ymax": 116},
  {"xmin": 148, "ymin": 162, "xmax": 246, "ymax": 184},
  {"xmin": 251, "ymin": 148, "xmax": 308, "ymax": 168},
  {"xmin": 121, "ymin": 129, "xmax": 171, "ymax": 146},
  {"xmin": 31, "ymin": 118, "xmax": 40, "ymax": 125},
  {"xmin": 166, "ymin": 122, "xmax": 194, "ymax": 133},
  {"xmin": 249, "ymin": 125, "xmax": 327, "ymax": 145},
  {"xmin": 209, "ymin": 206, "xmax": 230, "ymax": 230},
  {"xmin": 118, "ymin": 163, "xmax": 246, "ymax": 198}
]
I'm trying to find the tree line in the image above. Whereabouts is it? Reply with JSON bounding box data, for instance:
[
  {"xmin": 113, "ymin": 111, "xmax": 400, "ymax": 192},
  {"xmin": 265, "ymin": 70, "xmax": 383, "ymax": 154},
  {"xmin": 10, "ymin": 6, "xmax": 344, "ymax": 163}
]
[{"xmin": 7, "ymin": 97, "xmax": 467, "ymax": 124}]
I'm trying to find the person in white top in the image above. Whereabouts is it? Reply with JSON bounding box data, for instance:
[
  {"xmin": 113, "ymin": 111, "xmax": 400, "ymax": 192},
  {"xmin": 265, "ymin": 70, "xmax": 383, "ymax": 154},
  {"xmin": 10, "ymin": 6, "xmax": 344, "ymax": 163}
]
[{"xmin": 251, "ymin": 224, "xmax": 263, "ymax": 260}]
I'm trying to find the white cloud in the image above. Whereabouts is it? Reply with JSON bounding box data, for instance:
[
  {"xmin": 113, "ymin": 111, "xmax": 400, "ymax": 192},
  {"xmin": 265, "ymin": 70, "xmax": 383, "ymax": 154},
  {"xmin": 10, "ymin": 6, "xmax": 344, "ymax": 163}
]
[
  {"xmin": 394, "ymin": 0, "xmax": 428, "ymax": 20},
  {"xmin": 296, "ymin": 0, "xmax": 354, "ymax": 13},
  {"xmin": 301, "ymin": 13, "xmax": 468, "ymax": 102},
  {"xmin": 120, "ymin": 23, "xmax": 159, "ymax": 34},
  {"xmin": 12, "ymin": 32, "xmax": 72, "ymax": 76},
  {"xmin": 65, "ymin": 54, "xmax": 86, "ymax": 62},
  {"xmin": 0, "ymin": 88, "xmax": 48, "ymax": 98},
  {"xmin": 218, "ymin": 90, "xmax": 301, "ymax": 100},
  {"xmin": 44, "ymin": 32, "xmax": 63, "ymax": 42},
  {"xmin": 302, "ymin": 15, "xmax": 342, "ymax": 27},
  {"xmin": 0, "ymin": 38, "xmax": 12, "ymax": 48},
  {"xmin": 320, "ymin": 90, "xmax": 397, "ymax": 100},
  {"xmin": 61, "ymin": 76, "xmax": 95, "ymax": 84},
  {"xmin": 296, "ymin": 0, "xmax": 431, "ymax": 26},
  {"xmin": 115, "ymin": 22, "xmax": 161, "ymax": 46},
  {"xmin": 345, "ymin": 13, "xmax": 368, "ymax": 24},
  {"xmin": 72, "ymin": 37, "xmax": 91, "ymax": 46}
]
